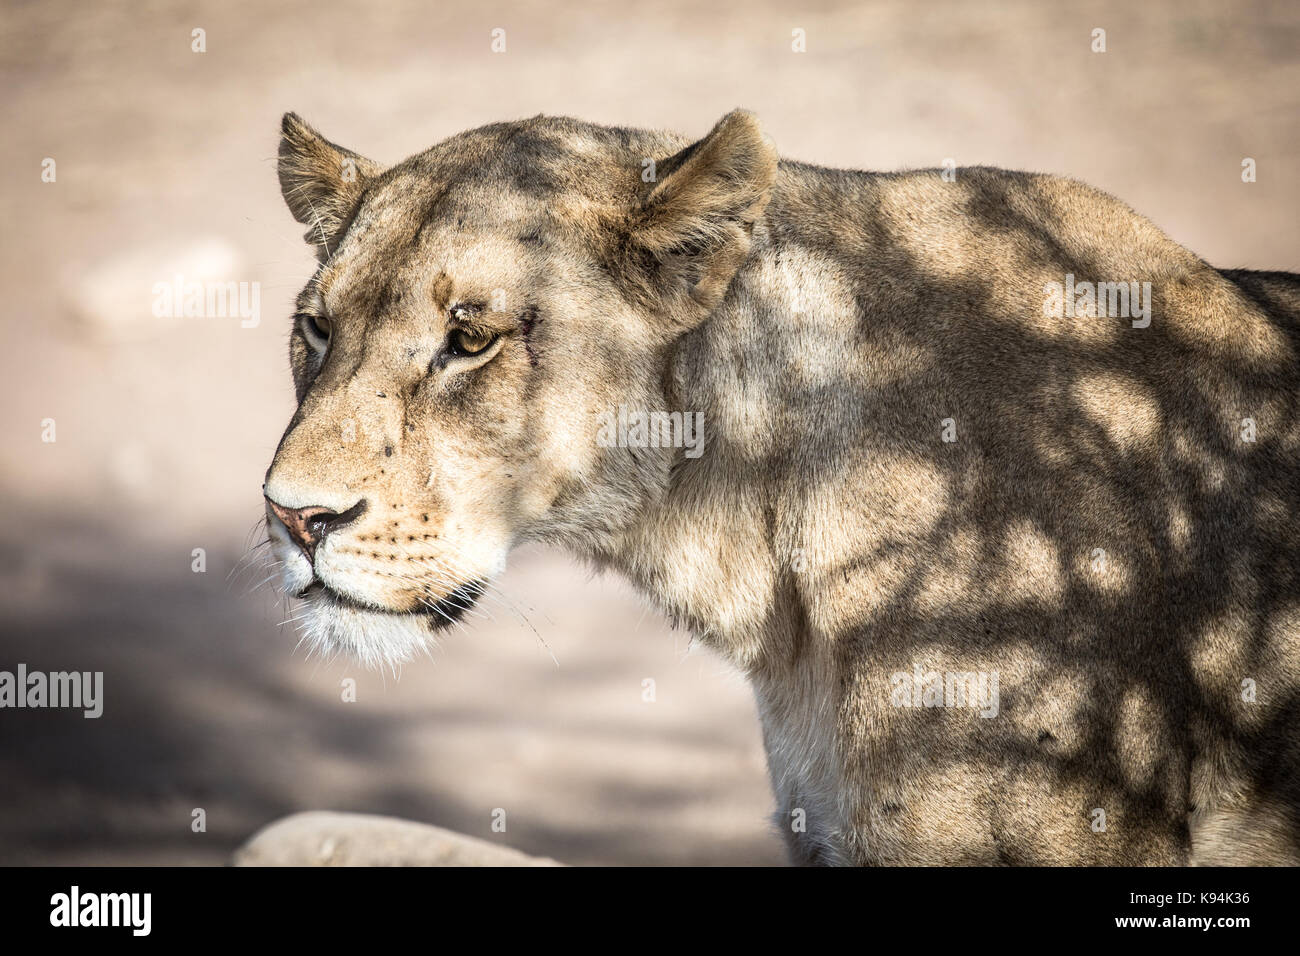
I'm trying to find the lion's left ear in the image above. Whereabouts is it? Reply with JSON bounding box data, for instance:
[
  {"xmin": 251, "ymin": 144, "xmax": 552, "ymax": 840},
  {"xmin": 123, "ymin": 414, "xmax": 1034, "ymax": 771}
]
[
  {"xmin": 278, "ymin": 112, "xmax": 384, "ymax": 260},
  {"xmin": 628, "ymin": 110, "xmax": 778, "ymax": 315}
]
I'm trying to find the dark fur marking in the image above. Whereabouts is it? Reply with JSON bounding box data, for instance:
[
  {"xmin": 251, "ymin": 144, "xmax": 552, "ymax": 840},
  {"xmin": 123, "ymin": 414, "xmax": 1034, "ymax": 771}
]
[{"xmin": 519, "ymin": 306, "xmax": 542, "ymax": 367}]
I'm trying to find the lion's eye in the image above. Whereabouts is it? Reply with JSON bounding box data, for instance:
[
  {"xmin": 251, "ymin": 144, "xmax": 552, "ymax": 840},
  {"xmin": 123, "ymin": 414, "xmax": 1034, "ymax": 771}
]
[
  {"xmin": 300, "ymin": 312, "xmax": 331, "ymax": 345},
  {"xmin": 448, "ymin": 328, "xmax": 497, "ymax": 357}
]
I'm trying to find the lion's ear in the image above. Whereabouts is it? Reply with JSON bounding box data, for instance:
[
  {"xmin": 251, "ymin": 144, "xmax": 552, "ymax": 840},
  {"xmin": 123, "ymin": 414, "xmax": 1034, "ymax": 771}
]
[
  {"xmin": 629, "ymin": 110, "xmax": 778, "ymax": 314},
  {"xmin": 278, "ymin": 112, "xmax": 383, "ymax": 260}
]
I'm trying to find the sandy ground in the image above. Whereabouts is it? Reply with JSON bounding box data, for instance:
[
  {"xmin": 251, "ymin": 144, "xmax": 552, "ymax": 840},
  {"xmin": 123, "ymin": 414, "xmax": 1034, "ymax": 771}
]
[{"xmin": 0, "ymin": 0, "xmax": 1297, "ymax": 864}]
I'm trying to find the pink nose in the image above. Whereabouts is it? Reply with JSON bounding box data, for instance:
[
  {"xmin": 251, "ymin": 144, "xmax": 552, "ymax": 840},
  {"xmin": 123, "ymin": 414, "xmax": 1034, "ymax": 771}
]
[{"xmin": 266, "ymin": 497, "xmax": 365, "ymax": 560}]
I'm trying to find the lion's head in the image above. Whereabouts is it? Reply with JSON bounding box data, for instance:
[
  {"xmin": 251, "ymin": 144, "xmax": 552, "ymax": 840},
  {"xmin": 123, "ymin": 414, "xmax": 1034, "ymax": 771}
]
[{"xmin": 262, "ymin": 110, "xmax": 776, "ymax": 664}]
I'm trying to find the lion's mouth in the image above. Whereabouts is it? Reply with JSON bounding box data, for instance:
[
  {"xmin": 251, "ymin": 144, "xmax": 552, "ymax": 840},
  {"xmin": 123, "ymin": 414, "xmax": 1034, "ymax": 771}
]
[{"xmin": 303, "ymin": 579, "xmax": 486, "ymax": 629}]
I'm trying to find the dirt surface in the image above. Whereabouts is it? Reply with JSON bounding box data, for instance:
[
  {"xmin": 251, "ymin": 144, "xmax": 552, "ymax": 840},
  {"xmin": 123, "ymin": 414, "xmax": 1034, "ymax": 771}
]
[{"xmin": 1, "ymin": 0, "xmax": 1297, "ymax": 865}]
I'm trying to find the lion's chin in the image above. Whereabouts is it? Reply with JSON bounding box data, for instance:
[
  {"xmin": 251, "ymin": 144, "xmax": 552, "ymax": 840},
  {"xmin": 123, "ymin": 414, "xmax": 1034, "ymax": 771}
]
[{"xmin": 293, "ymin": 582, "xmax": 484, "ymax": 668}]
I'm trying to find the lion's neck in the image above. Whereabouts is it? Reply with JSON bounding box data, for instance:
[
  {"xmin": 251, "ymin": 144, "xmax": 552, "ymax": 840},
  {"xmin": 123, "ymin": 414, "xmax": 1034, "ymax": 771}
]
[{"xmin": 592, "ymin": 240, "xmax": 815, "ymax": 670}]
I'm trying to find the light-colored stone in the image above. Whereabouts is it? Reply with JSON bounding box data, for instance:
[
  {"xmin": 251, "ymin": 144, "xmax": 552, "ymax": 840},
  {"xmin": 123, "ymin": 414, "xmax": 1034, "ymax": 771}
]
[{"xmin": 231, "ymin": 811, "xmax": 563, "ymax": 867}]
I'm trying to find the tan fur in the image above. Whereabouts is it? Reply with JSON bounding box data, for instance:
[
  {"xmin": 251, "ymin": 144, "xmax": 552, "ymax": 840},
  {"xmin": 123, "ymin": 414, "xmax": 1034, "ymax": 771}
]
[{"xmin": 264, "ymin": 110, "xmax": 1300, "ymax": 865}]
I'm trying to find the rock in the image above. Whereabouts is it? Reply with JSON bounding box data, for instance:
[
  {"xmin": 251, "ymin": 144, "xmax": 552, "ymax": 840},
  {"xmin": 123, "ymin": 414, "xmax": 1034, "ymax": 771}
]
[{"xmin": 231, "ymin": 811, "xmax": 563, "ymax": 867}]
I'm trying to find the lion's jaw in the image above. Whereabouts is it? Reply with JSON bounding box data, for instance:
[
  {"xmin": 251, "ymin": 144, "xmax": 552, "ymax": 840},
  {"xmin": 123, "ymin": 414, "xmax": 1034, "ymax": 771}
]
[{"xmin": 265, "ymin": 498, "xmax": 508, "ymax": 666}]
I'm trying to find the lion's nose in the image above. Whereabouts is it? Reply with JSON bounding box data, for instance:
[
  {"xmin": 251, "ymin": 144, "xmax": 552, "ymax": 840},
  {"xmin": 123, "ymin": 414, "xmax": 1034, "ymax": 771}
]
[{"xmin": 265, "ymin": 496, "xmax": 367, "ymax": 561}]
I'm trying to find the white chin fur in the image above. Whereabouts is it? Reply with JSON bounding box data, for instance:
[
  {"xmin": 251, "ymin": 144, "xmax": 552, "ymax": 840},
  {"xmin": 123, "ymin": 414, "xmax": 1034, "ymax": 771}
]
[
  {"xmin": 269, "ymin": 537, "xmax": 433, "ymax": 668},
  {"xmin": 294, "ymin": 588, "xmax": 434, "ymax": 669},
  {"xmin": 267, "ymin": 527, "xmax": 505, "ymax": 668}
]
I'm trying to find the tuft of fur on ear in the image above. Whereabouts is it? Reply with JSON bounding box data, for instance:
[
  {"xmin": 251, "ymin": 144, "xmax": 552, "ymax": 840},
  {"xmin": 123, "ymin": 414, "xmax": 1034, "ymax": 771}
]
[
  {"xmin": 630, "ymin": 109, "xmax": 778, "ymax": 313},
  {"xmin": 278, "ymin": 112, "xmax": 384, "ymax": 259}
]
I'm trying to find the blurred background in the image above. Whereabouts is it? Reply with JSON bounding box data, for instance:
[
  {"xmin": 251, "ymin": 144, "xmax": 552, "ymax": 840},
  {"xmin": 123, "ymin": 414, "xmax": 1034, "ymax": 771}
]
[{"xmin": 1, "ymin": 0, "xmax": 1297, "ymax": 865}]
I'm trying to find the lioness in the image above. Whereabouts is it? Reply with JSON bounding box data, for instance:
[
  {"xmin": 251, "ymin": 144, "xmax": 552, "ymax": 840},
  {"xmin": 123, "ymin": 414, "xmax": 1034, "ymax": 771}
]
[{"xmin": 263, "ymin": 109, "xmax": 1300, "ymax": 865}]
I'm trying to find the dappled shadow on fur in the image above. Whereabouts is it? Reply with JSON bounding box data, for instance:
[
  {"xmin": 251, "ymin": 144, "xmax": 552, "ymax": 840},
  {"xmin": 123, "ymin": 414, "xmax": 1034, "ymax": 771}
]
[{"xmin": 741, "ymin": 175, "xmax": 1300, "ymax": 863}]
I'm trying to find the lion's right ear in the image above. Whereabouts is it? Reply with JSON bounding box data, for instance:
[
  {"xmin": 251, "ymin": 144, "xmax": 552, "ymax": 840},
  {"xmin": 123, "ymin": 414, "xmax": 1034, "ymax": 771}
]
[
  {"xmin": 278, "ymin": 112, "xmax": 383, "ymax": 260},
  {"xmin": 625, "ymin": 110, "xmax": 778, "ymax": 320}
]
